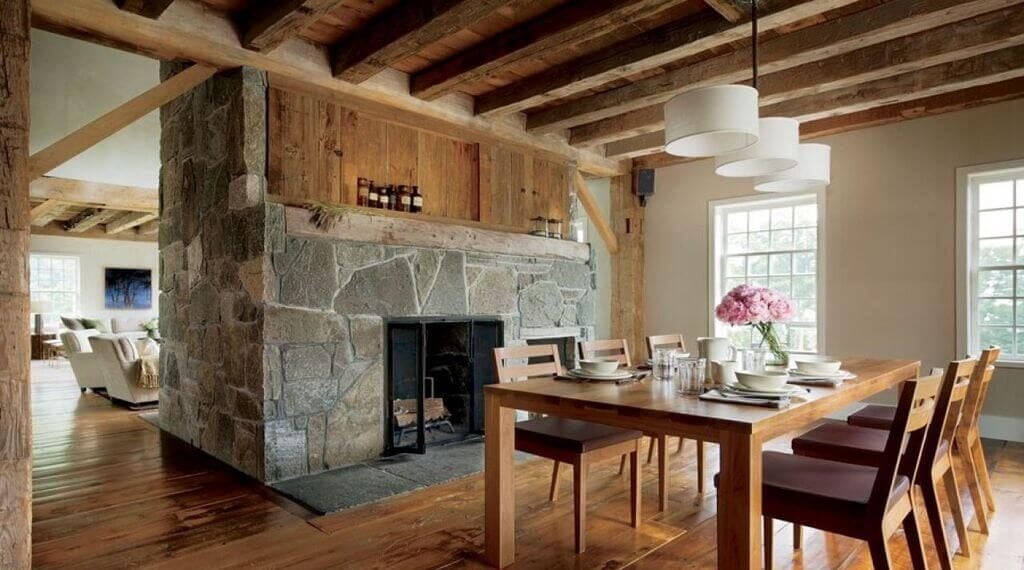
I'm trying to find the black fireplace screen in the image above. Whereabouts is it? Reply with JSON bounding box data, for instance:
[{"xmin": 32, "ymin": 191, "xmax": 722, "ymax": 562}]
[{"xmin": 385, "ymin": 318, "xmax": 503, "ymax": 455}]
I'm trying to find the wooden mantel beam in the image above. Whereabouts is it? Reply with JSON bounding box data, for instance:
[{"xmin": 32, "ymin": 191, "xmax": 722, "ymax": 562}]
[
  {"xmin": 333, "ymin": 0, "xmax": 509, "ymax": 83},
  {"xmin": 242, "ymin": 0, "xmax": 346, "ymax": 53},
  {"xmin": 116, "ymin": 0, "xmax": 175, "ymax": 19},
  {"xmin": 574, "ymin": 172, "xmax": 619, "ymax": 255},
  {"xmin": 28, "ymin": 63, "xmax": 217, "ymax": 181},
  {"xmin": 31, "ymin": 0, "xmax": 624, "ymax": 177},
  {"xmin": 410, "ymin": 0, "xmax": 678, "ymax": 100},
  {"xmin": 526, "ymin": 0, "xmax": 1019, "ymax": 134}
]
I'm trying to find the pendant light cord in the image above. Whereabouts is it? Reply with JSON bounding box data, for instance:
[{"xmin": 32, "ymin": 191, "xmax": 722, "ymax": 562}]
[{"xmin": 751, "ymin": 0, "xmax": 759, "ymax": 90}]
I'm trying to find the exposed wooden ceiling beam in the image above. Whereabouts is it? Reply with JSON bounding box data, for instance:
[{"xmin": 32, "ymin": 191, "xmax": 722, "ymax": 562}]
[
  {"xmin": 704, "ymin": 0, "xmax": 748, "ymax": 23},
  {"xmin": 30, "ymin": 177, "xmax": 158, "ymax": 212},
  {"xmin": 106, "ymin": 211, "xmax": 158, "ymax": 234},
  {"xmin": 603, "ymin": 6, "xmax": 1024, "ymax": 157},
  {"xmin": 242, "ymin": 0, "xmax": 345, "ymax": 53},
  {"xmin": 64, "ymin": 208, "xmax": 122, "ymax": 233},
  {"xmin": 631, "ymin": 76, "xmax": 1024, "ymax": 169},
  {"xmin": 32, "ymin": 222, "xmax": 157, "ymax": 242},
  {"xmin": 32, "ymin": 0, "xmax": 624, "ymax": 177},
  {"xmin": 333, "ymin": 0, "xmax": 510, "ymax": 83},
  {"xmin": 30, "ymin": 199, "xmax": 70, "ymax": 226},
  {"xmin": 526, "ymin": 0, "xmax": 1018, "ymax": 134},
  {"xmin": 28, "ymin": 63, "xmax": 216, "ymax": 181},
  {"xmin": 137, "ymin": 220, "xmax": 160, "ymax": 235},
  {"xmin": 116, "ymin": 0, "xmax": 175, "ymax": 19},
  {"xmin": 475, "ymin": 0, "xmax": 850, "ymax": 117},
  {"xmin": 410, "ymin": 0, "xmax": 679, "ymax": 101}
]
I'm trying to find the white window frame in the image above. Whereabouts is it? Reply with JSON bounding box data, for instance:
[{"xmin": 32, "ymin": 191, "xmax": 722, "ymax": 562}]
[
  {"xmin": 956, "ymin": 158, "xmax": 1024, "ymax": 367},
  {"xmin": 30, "ymin": 253, "xmax": 82, "ymax": 325},
  {"xmin": 707, "ymin": 190, "xmax": 827, "ymax": 354}
]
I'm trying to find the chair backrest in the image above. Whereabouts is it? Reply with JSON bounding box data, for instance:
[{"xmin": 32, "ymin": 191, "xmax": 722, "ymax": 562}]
[
  {"xmin": 957, "ymin": 347, "xmax": 1000, "ymax": 441},
  {"xmin": 578, "ymin": 338, "xmax": 632, "ymax": 367},
  {"xmin": 868, "ymin": 373, "xmax": 942, "ymax": 515},
  {"xmin": 493, "ymin": 344, "xmax": 565, "ymax": 383},
  {"xmin": 646, "ymin": 334, "xmax": 685, "ymax": 360},
  {"xmin": 60, "ymin": 329, "xmax": 99, "ymax": 355},
  {"xmin": 919, "ymin": 359, "xmax": 977, "ymax": 470},
  {"xmin": 89, "ymin": 335, "xmax": 139, "ymax": 371}
]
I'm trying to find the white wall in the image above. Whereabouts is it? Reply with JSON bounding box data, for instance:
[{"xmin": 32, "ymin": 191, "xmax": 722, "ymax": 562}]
[
  {"xmin": 585, "ymin": 179, "xmax": 613, "ymax": 339},
  {"xmin": 30, "ymin": 29, "xmax": 160, "ymax": 188},
  {"xmin": 30, "ymin": 235, "xmax": 159, "ymax": 323},
  {"xmin": 645, "ymin": 98, "xmax": 1024, "ymax": 441}
]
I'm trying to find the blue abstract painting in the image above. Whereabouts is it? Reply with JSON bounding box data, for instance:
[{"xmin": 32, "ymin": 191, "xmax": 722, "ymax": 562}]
[{"xmin": 104, "ymin": 268, "xmax": 152, "ymax": 310}]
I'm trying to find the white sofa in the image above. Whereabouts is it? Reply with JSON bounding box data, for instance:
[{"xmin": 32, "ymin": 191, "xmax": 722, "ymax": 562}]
[
  {"xmin": 89, "ymin": 335, "xmax": 159, "ymax": 406},
  {"xmin": 60, "ymin": 329, "xmax": 105, "ymax": 392},
  {"xmin": 61, "ymin": 316, "xmax": 151, "ymax": 340}
]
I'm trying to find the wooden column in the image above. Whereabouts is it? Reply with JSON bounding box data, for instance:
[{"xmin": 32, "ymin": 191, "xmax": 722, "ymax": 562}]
[
  {"xmin": 0, "ymin": 0, "xmax": 33, "ymax": 568},
  {"xmin": 610, "ymin": 173, "xmax": 646, "ymax": 357}
]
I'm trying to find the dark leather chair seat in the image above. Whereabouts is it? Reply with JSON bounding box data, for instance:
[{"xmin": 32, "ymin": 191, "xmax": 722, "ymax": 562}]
[
  {"xmin": 846, "ymin": 404, "xmax": 896, "ymax": 429},
  {"xmin": 791, "ymin": 422, "xmax": 888, "ymax": 467},
  {"xmin": 515, "ymin": 417, "xmax": 643, "ymax": 454}
]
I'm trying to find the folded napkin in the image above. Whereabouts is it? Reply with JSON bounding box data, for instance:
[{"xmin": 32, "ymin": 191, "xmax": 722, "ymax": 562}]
[{"xmin": 699, "ymin": 389, "xmax": 791, "ymax": 409}]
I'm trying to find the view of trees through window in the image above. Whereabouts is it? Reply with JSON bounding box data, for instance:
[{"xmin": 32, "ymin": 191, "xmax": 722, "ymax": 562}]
[
  {"xmin": 972, "ymin": 175, "xmax": 1024, "ymax": 357},
  {"xmin": 30, "ymin": 254, "xmax": 80, "ymax": 328}
]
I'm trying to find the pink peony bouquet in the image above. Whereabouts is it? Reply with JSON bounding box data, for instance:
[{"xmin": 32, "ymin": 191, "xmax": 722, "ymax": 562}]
[{"xmin": 715, "ymin": 285, "xmax": 794, "ymax": 364}]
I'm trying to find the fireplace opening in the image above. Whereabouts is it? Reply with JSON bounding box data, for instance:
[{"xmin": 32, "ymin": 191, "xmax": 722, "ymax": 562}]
[{"xmin": 385, "ymin": 318, "xmax": 503, "ymax": 455}]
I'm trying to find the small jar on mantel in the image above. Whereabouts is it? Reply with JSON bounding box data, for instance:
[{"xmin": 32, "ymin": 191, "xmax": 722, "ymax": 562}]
[
  {"xmin": 357, "ymin": 177, "xmax": 370, "ymax": 207},
  {"xmin": 529, "ymin": 216, "xmax": 549, "ymax": 237},
  {"xmin": 379, "ymin": 185, "xmax": 392, "ymax": 210},
  {"xmin": 396, "ymin": 185, "xmax": 411, "ymax": 213},
  {"xmin": 410, "ymin": 186, "xmax": 423, "ymax": 213},
  {"xmin": 367, "ymin": 182, "xmax": 380, "ymax": 209},
  {"xmin": 547, "ymin": 218, "xmax": 563, "ymax": 240}
]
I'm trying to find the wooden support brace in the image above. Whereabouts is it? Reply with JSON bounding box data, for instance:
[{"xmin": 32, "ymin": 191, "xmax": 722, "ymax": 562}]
[{"xmin": 574, "ymin": 172, "xmax": 619, "ymax": 255}]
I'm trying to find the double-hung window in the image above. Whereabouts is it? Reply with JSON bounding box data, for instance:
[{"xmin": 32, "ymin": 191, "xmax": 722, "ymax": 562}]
[
  {"xmin": 958, "ymin": 160, "xmax": 1024, "ymax": 363},
  {"xmin": 709, "ymin": 192, "xmax": 825, "ymax": 354},
  {"xmin": 30, "ymin": 254, "xmax": 80, "ymax": 328}
]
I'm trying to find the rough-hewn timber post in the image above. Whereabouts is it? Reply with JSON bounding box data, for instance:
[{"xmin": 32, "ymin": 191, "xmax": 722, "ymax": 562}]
[
  {"xmin": 0, "ymin": 0, "xmax": 32, "ymax": 567},
  {"xmin": 610, "ymin": 173, "xmax": 646, "ymax": 355}
]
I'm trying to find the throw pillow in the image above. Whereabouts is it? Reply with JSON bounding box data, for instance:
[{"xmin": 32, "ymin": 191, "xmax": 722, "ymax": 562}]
[
  {"xmin": 61, "ymin": 316, "xmax": 85, "ymax": 331},
  {"xmin": 80, "ymin": 318, "xmax": 108, "ymax": 333}
]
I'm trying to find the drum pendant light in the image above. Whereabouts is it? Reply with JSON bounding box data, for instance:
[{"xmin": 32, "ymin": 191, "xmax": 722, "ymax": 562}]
[
  {"xmin": 664, "ymin": 1, "xmax": 763, "ymax": 157},
  {"xmin": 754, "ymin": 143, "xmax": 831, "ymax": 192},
  {"xmin": 714, "ymin": 116, "xmax": 800, "ymax": 178}
]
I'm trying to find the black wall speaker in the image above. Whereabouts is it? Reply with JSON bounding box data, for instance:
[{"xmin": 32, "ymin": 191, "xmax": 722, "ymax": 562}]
[{"xmin": 634, "ymin": 168, "xmax": 655, "ymax": 206}]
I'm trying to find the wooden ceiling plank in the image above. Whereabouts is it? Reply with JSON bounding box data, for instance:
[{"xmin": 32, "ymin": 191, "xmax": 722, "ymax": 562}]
[
  {"xmin": 30, "ymin": 199, "xmax": 69, "ymax": 226},
  {"xmin": 28, "ymin": 63, "xmax": 217, "ymax": 181},
  {"xmin": 116, "ymin": 0, "xmax": 175, "ymax": 19},
  {"xmin": 137, "ymin": 220, "xmax": 161, "ymax": 235},
  {"xmin": 475, "ymin": 0, "xmax": 851, "ymax": 117},
  {"xmin": 632, "ymin": 76, "xmax": 1024, "ymax": 169},
  {"xmin": 704, "ymin": 0, "xmax": 748, "ymax": 23},
  {"xmin": 333, "ymin": 0, "xmax": 510, "ymax": 83},
  {"xmin": 603, "ymin": 5, "xmax": 1024, "ymax": 156},
  {"xmin": 243, "ymin": 0, "xmax": 347, "ymax": 53},
  {"xmin": 64, "ymin": 208, "xmax": 123, "ymax": 233},
  {"xmin": 30, "ymin": 177, "xmax": 158, "ymax": 212},
  {"xmin": 31, "ymin": 0, "xmax": 624, "ymax": 177},
  {"xmin": 526, "ymin": 0, "xmax": 1021, "ymax": 134},
  {"xmin": 106, "ymin": 211, "xmax": 158, "ymax": 235},
  {"xmin": 410, "ymin": 0, "xmax": 679, "ymax": 101}
]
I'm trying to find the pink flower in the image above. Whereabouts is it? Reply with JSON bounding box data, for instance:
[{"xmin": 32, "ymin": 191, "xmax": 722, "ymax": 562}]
[{"xmin": 714, "ymin": 284, "xmax": 794, "ymax": 326}]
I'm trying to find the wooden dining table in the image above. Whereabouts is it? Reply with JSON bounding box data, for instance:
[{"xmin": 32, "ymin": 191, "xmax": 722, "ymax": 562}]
[{"xmin": 483, "ymin": 356, "xmax": 920, "ymax": 569}]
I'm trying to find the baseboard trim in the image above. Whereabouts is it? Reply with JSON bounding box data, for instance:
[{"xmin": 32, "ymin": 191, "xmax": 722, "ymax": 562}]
[{"xmin": 979, "ymin": 414, "xmax": 1024, "ymax": 443}]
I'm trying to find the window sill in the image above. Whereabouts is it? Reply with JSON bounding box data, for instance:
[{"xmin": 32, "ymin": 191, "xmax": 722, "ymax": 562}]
[{"xmin": 994, "ymin": 360, "xmax": 1024, "ymax": 369}]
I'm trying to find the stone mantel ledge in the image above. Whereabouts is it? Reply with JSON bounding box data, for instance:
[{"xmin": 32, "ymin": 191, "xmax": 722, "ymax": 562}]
[{"xmin": 284, "ymin": 206, "xmax": 590, "ymax": 262}]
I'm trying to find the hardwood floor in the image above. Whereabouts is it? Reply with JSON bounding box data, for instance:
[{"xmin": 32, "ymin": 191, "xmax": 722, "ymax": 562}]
[{"xmin": 31, "ymin": 361, "xmax": 1024, "ymax": 569}]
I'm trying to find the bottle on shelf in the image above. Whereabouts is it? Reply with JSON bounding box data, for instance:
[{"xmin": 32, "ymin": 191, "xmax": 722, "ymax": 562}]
[
  {"xmin": 380, "ymin": 185, "xmax": 393, "ymax": 210},
  {"xmin": 410, "ymin": 186, "xmax": 423, "ymax": 214},
  {"xmin": 367, "ymin": 182, "xmax": 380, "ymax": 209},
  {"xmin": 356, "ymin": 177, "xmax": 370, "ymax": 207},
  {"xmin": 396, "ymin": 185, "xmax": 411, "ymax": 213}
]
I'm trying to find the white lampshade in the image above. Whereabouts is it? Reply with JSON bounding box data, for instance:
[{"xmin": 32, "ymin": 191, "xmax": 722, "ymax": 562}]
[
  {"xmin": 714, "ymin": 117, "xmax": 800, "ymax": 178},
  {"xmin": 664, "ymin": 85, "xmax": 760, "ymax": 157},
  {"xmin": 754, "ymin": 144, "xmax": 831, "ymax": 192},
  {"xmin": 30, "ymin": 299, "xmax": 53, "ymax": 313}
]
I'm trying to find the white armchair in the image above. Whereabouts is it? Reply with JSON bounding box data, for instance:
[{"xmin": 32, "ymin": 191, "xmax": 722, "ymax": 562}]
[
  {"xmin": 89, "ymin": 335, "xmax": 159, "ymax": 406},
  {"xmin": 60, "ymin": 329, "xmax": 105, "ymax": 392}
]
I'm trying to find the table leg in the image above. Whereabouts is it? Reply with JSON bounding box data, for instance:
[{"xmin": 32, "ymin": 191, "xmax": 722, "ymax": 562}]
[
  {"xmin": 717, "ymin": 431, "xmax": 763, "ymax": 569},
  {"xmin": 484, "ymin": 391, "xmax": 516, "ymax": 567}
]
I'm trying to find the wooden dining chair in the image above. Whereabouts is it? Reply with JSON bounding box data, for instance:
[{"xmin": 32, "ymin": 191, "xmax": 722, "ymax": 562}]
[
  {"xmin": 492, "ymin": 344, "xmax": 643, "ymax": 553},
  {"xmin": 845, "ymin": 347, "xmax": 1001, "ymax": 535},
  {"xmin": 644, "ymin": 333, "xmax": 707, "ymax": 493},
  {"xmin": 579, "ymin": 338, "xmax": 633, "ymax": 367},
  {"xmin": 754, "ymin": 374, "xmax": 940, "ymax": 570},
  {"xmin": 790, "ymin": 358, "xmax": 977, "ymax": 568}
]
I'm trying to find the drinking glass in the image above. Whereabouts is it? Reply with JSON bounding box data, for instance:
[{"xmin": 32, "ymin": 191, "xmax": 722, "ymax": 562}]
[
  {"xmin": 676, "ymin": 357, "xmax": 707, "ymax": 395},
  {"xmin": 652, "ymin": 348, "xmax": 676, "ymax": 381},
  {"xmin": 741, "ymin": 347, "xmax": 768, "ymax": 373}
]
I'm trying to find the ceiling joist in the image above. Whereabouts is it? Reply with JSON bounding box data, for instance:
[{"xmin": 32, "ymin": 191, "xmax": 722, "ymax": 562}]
[
  {"xmin": 30, "ymin": 199, "xmax": 70, "ymax": 227},
  {"xmin": 64, "ymin": 208, "xmax": 123, "ymax": 233},
  {"xmin": 106, "ymin": 211, "xmax": 159, "ymax": 235},
  {"xmin": 242, "ymin": 0, "xmax": 345, "ymax": 53},
  {"xmin": 704, "ymin": 0, "xmax": 749, "ymax": 23},
  {"xmin": 116, "ymin": 0, "xmax": 175, "ymax": 19}
]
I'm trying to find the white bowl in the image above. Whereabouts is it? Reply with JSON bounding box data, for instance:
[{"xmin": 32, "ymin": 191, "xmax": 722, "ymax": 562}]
[
  {"xmin": 579, "ymin": 358, "xmax": 620, "ymax": 375},
  {"xmin": 735, "ymin": 371, "xmax": 789, "ymax": 391},
  {"xmin": 795, "ymin": 359, "xmax": 842, "ymax": 375}
]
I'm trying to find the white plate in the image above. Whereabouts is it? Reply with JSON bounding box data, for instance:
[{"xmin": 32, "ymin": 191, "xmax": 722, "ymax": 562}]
[
  {"xmin": 724, "ymin": 383, "xmax": 803, "ymax": 395},
  {"xmin": 568, "ymin": 368, "xmax": 634, "ymax": 381},
  {"xmin": 788, "ymin": 368, "xmax": 853, "ymax": 378}
]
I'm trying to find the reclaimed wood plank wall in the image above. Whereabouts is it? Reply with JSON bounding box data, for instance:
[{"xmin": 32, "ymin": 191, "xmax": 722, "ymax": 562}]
[{"xmin": 268, "ymin": 86, "xmax": 570, "ymax": 230}]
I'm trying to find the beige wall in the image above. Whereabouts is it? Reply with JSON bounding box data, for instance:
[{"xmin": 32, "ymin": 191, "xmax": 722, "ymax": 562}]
[{"xmin": 645, "ymin": 98, "xmax": 1024, "ymax": 439}]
